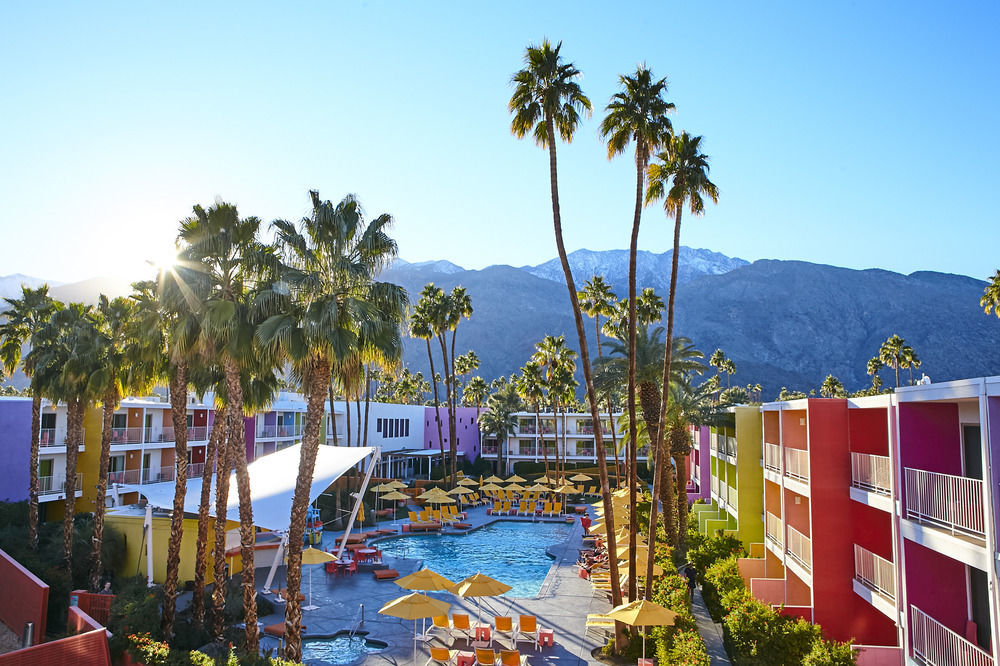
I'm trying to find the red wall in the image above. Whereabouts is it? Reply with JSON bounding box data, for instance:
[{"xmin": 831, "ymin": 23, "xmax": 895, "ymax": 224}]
[
  {"xmin": 0, "ymin": 548, "xmax": 48, "ymax": 642},
  {"xmin": 0, "ymin": 629, "xmax": 111, "ymax": 666},
  {"xmin": 193, "ymin": 409, "xmax": 208, "ymax": 427},
  {"xmin": 898, "ymin": 402, "xmax": 961, "ymax": 475},
  {"xmin": 904, "ymin": 539, "xmax": 968, "ymax": 637},
  {"xmin": 851, "ymin": 501, "xmax": 894, "ymax": 562},
  {"xmin": 849, "ymin": 408, "xmax": 890, "ymax": 456},
  {"xmin": 190, "ymin": 446, "xmax": 206, "ymax": 465}
]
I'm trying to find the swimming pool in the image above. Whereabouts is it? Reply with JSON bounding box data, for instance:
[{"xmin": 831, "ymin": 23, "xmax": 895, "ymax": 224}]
[
  {"xmin": 376, "ymin": 521, "xmax": 573, "ymax": 597},
  {"xmin": 300, "ymin": 633, "xmax": 386, "ymax": 665}
]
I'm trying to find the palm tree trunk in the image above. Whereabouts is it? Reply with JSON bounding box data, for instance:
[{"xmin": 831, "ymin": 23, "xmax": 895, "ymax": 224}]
[
  {"xmin": 625, "ymin": 150, "xmax": 646, "ymax": 603},
  {"xmin": 426, "ymin": 339, "xmax": 446, "ymax": 476},
  {"xmin": 211, "ymin": 403, "xmax": 234, "ymax": 642},
  {"xmin": 607, "ymin": 397, "xmax": 621, "ymax": 486},
  {"xmin": 363, "ymin": 367, "xmax": 371, "ymax": 447},
  {"xmin": 355, "ymin": 395, "xmax": 362, "ymax": 446},
  {"xmin": 90, "ymin": 387, "xmax": 117, "ymax": 591},
  {"xmin": 28, "ymin": 393, "xmax": 41, "ymax": 550},
  {"xmin": 328, "ymin": 383, "xmax": 339, "ymax": 445},
  {"xmin": 437, "ymin": 335, "xmax": 457, "ymax": 482},
  {"xmin": 676, "ymin": 450, "xmax": 690, "ymax": 549},
  {"xmin": 224, "ymin": 358, "xmax": 258, "ymax": 653},
  {"xmin": 345, "ymin": 385, "xmax": 352, "ymax": 445},
  {"xmin": 162, "ymin": 363, "xmax": 189, "ymax": 639},
  {"xmin": 651, "ymin": 206, "xmax": 684, "ymax": 559},
  {"xmin": 449, "ymin": 329, "xmax": 460, "ymax": 481},
  {"xmin": 284, "ymin": 357, "xmax": 331, "ymax": 662},
  {"xmin": 544, "ymin": 113, "xmax": 623, "ymax": 617},
  {"xmin": 192, "ymin": 403, "xmax": 225, "ymax": 629},
  {"xmin": 63, "ymin": 398, "xmax": 82, "ymax": 571}
]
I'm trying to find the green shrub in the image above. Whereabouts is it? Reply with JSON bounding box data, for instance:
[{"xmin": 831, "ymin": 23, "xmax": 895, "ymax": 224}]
[
  {"xmin": 127, "ymin": 633, "xmax": 302, "ymax": 665},
  {"xmin": 723, "ymin": 595, "xmax": 821, "ymax": 665},
  {"xmin": 687, "ymin": 532, "xmax": 745, "ymax": 581},
  {"xmin": 802, "ymin": 637, "xmax": 857, "ymax": 665},
  {"xmin": 701, "ymin": 556, "xmax": 744, "ymax": 621},
  {"xmin": 108, "ymin": 575, "xmax": 164, "ymax": 656},
  {"xmin": 663, "ymin": 629, "xmax": 711, "ymax": 666}
]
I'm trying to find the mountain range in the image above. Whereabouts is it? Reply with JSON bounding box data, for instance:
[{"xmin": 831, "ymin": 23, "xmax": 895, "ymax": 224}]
[{"xmin": 2, "ymin": 247, "xmax": 997, "ymax": 397}]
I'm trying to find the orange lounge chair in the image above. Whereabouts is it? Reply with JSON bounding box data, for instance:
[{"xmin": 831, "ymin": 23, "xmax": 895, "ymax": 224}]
[
  {"xmin": 426, "ymin": 647, "xmax": 459, "ymax": 666},
  {"xmin": 475, "ymin": 648, "xmax": 497, "ymax": 666},
  {"xmin": 451, "ymin": 613, "xmax": 472, "ymax": 642},
  {"xmin": 499, "ymin": 650, "xmax": 529, "ymax": 666},
  {"xmin": 494, "ymin": 616, "xmax": 515, "ymax": 647},
  {"xmin": 515, "ymin": 615, "xmax": 538, "ymax": 650}
]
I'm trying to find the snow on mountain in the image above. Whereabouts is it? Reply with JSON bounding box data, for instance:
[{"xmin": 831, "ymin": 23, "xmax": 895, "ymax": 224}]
[
  {"xmin": 392, "ymin": 259, "xmax": 465, "ymax": 275},
  {"xmin": 0, "ymin": 274, "xmax": 62, "ymax": 302}
]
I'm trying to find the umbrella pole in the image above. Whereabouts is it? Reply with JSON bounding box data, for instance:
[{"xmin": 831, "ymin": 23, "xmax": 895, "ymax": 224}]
[{"xmin": 413, "ymin": 619, "xmax": 418, "ymax": 665}]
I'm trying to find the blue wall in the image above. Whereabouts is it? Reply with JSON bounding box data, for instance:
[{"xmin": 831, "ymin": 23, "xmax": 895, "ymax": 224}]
[{"xmin": 0, "ymin": 398, "xmax": 33, "ymax": 502}]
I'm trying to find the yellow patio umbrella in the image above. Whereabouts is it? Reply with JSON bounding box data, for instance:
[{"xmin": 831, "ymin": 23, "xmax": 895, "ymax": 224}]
[
  {"xmin": 616, "ymin": 533, "xmax": 647, "ymax": 549},
  {"xmin": 616, "ymin": 559, "xmax": 665, "ymax": 577},
  {"xmin": 505, "ymin": 474, "xmax": 526, "ymax": 483},
  {"xmin": 380, "ymin": 490, "xmax": 409, "ymax": 501},
  {"xmin": 554, "ymin": 484, "xmax": 576, "ymax": 493},
  {"xmin": 526, "ymin": 483, "xmax": 550, "ymax": 493},
  {"xmin": 448, "ymin": 486, "xmax": 474, "ymax": 495},
  {"xmin": 372, "ymin": 482, "xmax": 397, "ymax": 492},
  {"xmin": 569, "ymin": 473, "xmax": 593, "ymax": 482},
  {"xmin": 613, "ymin": 543, "xmax": 651, "ymax": 562},
  {"xmin": 505, "ymin": 483, "xmax": 526, "ymax": 493},
  {"xmin": 483, "ymin": 475, "xmax": 504, "ymax": 483},
  {"xmin": 284, "ymin": 547, "xmax": 335, "ymax": 611},
  {"xmin": 607, "ymin": 599, "xmax": 678, "ymax": 660},
  {"xmin": 379, "ymin": 592, "xmax": 452, "ymax": 664},
  {"xmin": 479, "ymin": 483, "xmax": 504, "ymax": 492},
  {"xmin": 417, "ymin": 487, "xmax": 450, "ymax": 499},
  {"xmin": 457, "ymin": 477, "xmax": 478, "ymax": 486},
  {"xmin": 450, "ymin": 572, "xmax": 512, "ymax": 625},
  {"xmin": 588, "ymin": 520, "xmax": 608, "ymax": 534},
  {"xmin": 426, "ymin": 495, "xmax": 455, "ymax": 504},
  {"xmin": 389, "ymin": 480, "xmax": 408, "ymax": 489},
  {"xmin": 396, "ymin": 567, "xmax": 457, "ymax": 640}
]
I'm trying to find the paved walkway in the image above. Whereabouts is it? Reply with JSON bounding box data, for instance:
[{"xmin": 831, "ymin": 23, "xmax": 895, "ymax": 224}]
[
  {"xmin": 690, "ymin": 586, "xmax": 731, "ymax": 665},
  {"xmin": 251, "ymin": 503, "xmax": 613, "ymax": 666}
]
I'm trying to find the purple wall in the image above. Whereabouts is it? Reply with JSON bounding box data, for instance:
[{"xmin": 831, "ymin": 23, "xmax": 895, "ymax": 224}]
[
  {"xmin": 424, "ymin": 407, "xmax": 483, "ymax": 461},
  {"xmin": 694, "ymin": 425, "xmax": 711, "ymax": 500},
  {"xmin": 244, "ymin": 416, "xmax": 255, "ymax": 462},
  {"xmin": 990, "ymin": 396, "xmax": 1000, "ymax": 554},
  {"xmin": 264, "ymin": 411, "xmax": 277, "ymax": 426},
  {"xmin": 0, "ymin": 399, "xmax": 33, "ymax": 502}
]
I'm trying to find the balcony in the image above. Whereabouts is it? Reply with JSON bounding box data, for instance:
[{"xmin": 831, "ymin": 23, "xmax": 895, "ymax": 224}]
[
  {"xmin": 764, "ymin": 442, "xmax": 781, "ymax": 473},
  {"xmin": 39, "ymin": 428, "xmax": 86, "ymax": 448},
  {"xmin": 256, "ymin": 424, "xmax": 300, "ymax": 438},
  {"xmin": 765, "ymin": 511, "xmax": 782, "ymax": 547},
  {"xmin": 851, "ymin": 452, "xmax": 892, "ymax": 495},
  {"xmin": 853, "ymin": 544, "xmax": 895, "ymax": 601},
  {"xmin": 109, "ymin": 468, "xmax": 168, "ymax": 485},
  {"xmin": 38, "ymin": 474, "xmax": 83, "ymax": 496},
  {"xmin": 144, "ymin": 426, "xmax": 210, "ymax": 443},
  {"xmin": 517, "ymin": 424, "xmax": 537, "ymax": 434},
  {"xmin": 784, "ymin": 447, "xmax": 809, "ymax": 482},
  {"xmin": 512, "ymin": 447, "xmax": 537, "ymax": 457},
  {"xmin": 481, "ymin": 444, "xmax": 499, "ymax": 456},
  {"xmin": 786, "ymin": 525, "xmax": 812, "ymax": 571},
  {"xmin": 572, "ymin": 448, "xmax": 595, "ymax": 457},
  {"xmin": 910, "ymin": 605, "xmax": 993, "ymax": 666},
  {"xmin": 110, "ymin": 427, "xmax": 144, "ymax": 444},
  {"xmin": 727, "ymin": 485, "xmax": 738, "ymax": 510},
  {"xmin": 904, "ymin": 468, "xmax": 985, "ymax": 540}
]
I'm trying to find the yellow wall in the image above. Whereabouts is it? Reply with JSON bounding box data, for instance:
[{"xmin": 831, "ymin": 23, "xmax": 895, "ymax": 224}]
[
  {"xmin": 106, "ymin": 513, "xmax": 240, "ymax": 584},
  {"xmin": 734, "ymin": 406, "xmax": 764, "ymax": 548}
]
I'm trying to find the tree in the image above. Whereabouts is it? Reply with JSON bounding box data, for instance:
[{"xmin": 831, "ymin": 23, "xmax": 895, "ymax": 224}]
[
  {"xmin": 0, "ymin": 285, "xmax": 60, "ymax": 550},
  {"xmin": 819, "ymin": 374, "xmax": 846, "ymax": 398},
  {"xmin": 510, "ymin": 39, "xmax": 625, "ymax": 617},
  {"xmin": 479, "ymin": 382, "xmax": 521, "ymax": 475},
  {"xmin": 532, "ymin": 335, "xmax": 578, "ymax": 481},
  {"xmin": 177, "ymin": 201, "xmax": 272, "ymax": 651},
  {"xmin": 900, "ymin": 345, "xmax": 920, "ymax": 386},
  {"xmin": 645, "ymin": 131, "xmax": 719, "ymax": 590},
  {"xmin": 981, "ymin": 270, "xmax": 1000, "ymax": 317},
  {"xmin": 515, "ymin": 362, "xmax": 547, "ymax": 477},
  {"xmin": 579, "ymin": 276, "xmax": 622, "ymax": 481},
  {"xmin": 878, "ymin": 334, "xmax": 906, "ymax": 388},
  {"xmin": 601, "ymin": 65, "xmax": 674, "ymax": 601},
  {"xmin": 411, "ymin": 287, "xmax": 448, "ymax": 474},
  {"xmin": 462, "ymin": 375, "xmax": 488, "ymax": 458},
  {"xmin": 258, "ymin": 190, "xmax": 406, "ymax": 662}
]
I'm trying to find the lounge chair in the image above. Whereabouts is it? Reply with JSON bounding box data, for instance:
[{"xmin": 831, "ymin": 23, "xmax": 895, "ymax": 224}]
[
  {"xmin": 516, "ymin": 501, "xmax": 527, "ymax": 515},
  {"xmin": 540, "ymin": 501, "xmax": 552, "ymax": 516},
  {"xmin": 425, "ymin": 647, "xmax": 458, "ymax": 666},
  {"xmin": 494, "ymin": 616, "xmax": 515, "ymax": 647},
  {"xmin": 515, "ymin": 615, "xmax": 538, "ymax": 650},
  {"xmin": 451, "ymin": 613, "xmax": 472, "ymax": 643},
  {"xmin": 499, "ymin": 650, "xmax": 529, "ymax": 666},
  {"xmin": 430, "ymin": 615, "xmax": 452, "ymax": 641},
  {"xmin": 491, "ymin": 501, "xmax": 502, "ymax": 515},
  {"xmin": 585, "ymin": 614, "xmax": 615, "ymax": 639},
  {"xmin": 475, "ymin": 648, "xmax": 497, "ymax": 666},
  {"xmin": 551, "ymin": 502, "xmax": 562, "ymax": 516},
  {"xmin": 409, "ymin": 511, "xmax": 421, "ymax": 523},
  {"xmin": 501, "ymin": 501, "xmax": 512, "ymax": 516}
]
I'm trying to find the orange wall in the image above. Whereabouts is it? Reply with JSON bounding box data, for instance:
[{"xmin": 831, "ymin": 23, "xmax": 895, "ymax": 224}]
[
  {"xmin": 781, "ymin": 408, "xmax": 807, "ymax": 449},
  {"xmin": 783, "ymin": 488, "xmax": 810, "ymax": 535},
  {"xmin": 763, "ymin": 411, "xmax": 780, "ymax": 443}
]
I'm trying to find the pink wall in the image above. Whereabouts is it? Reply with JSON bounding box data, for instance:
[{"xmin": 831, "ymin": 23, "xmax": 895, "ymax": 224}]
[
  {"xmin": 0, "ymin": 548, "xmax": 48, "ymax": 642},
  {"xmin": 989, "ymin": 397, "xmax": 1000, "ymax": 549},
  {"xmin": 783, "ymin": 487, "xmax": 810, "ymax": 535},
  {"xmin": 854, "ymin": 645, "xmax": 904, "ymax": 666},
  {"xmin": 904, "ymin": 539, "xmax": 968, "ymax": 636},
  {"xmin": 750, "ymin": 575, "xmax": 785, "ymax": 606},
  {"xmin": 851, "ymin": 501, "xmax": 894, "ymax": 561},
  {"xmin": 849, "ymin": 408, "xmax": 890, "ymax": 456},
  {"xmin": 898, "ymin": 402, "xmax": 962, "ymax": 475}
]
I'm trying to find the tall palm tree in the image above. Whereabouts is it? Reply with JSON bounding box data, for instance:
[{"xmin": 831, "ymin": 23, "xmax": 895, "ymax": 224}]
[
  {"xmin": 820, "ymin": 374, "xmax": 846, "ymax": 398},
  {"xmin": 878, "ymin": 334, "xmax": 906, "ymax": 388},
  {"xmin": 646, "ymin": 131, "xmax": 719, "ymax": 584},
  {"xmin": 0, "ymin": 285, "xmax": 61, "ymax": 550},
  {"xmin": 411, "ymin": 288, "xmax": 448, "ymax": 471},
  {"xmin": 258, "ymin": 190, "xmax": 406, "ymax": 662},
  {"xmin": 601, "ymin": 66, "xmax": 673, "ymax": 601},
  {"xmin": 901, "ymin": 345, "xmax": 920, "ymax": 385},
  {"xmin": 532, "ymin": 335, "xmax": 577, "ymax": 481},
  {"xmin": 509, "ymin": 39, "xmax": 625, "ymax": 614},
  {"xmin": 982, "ymin": 270, "xmax": 1000, "ymax": 317},
  {"xmin": 462, "ymin": 375, "xmax": 488, "ymax": 456},
  {"xmin": 178, "ymin": 201, "xmax": 272, "ymax": 651},
  {"xmin": 479, "ymin": 383, "xmax": 521, "ymax": 475},
  {"xmin": 515, "ymin": 363, "xmax": 547, "ymax": 477},
  {"xmin": 579, "ymin": 277, "xmax": 621, "ymax": 479}
]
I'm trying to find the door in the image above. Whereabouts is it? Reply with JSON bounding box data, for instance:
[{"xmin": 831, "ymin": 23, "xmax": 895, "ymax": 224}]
[
  {"xmin": 142, "ymin": 453, "xmax": 151, "ymax": 482},
  {"xmin": 962, "ymin": 425, "xmax": 983, "ymax": 480},
  {"xmin": 969, "ymin": 566, "xmax": 991, "ymax": 649}
]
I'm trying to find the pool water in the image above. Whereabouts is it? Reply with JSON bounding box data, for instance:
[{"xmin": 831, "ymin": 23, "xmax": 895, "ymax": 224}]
[
  {"xmin": 301, "ymin": 634, "xmax": 386, "ymax": 665},
  {"xmin": 377, "ymin": 521, "xmax": 573, "ymax": 597}
]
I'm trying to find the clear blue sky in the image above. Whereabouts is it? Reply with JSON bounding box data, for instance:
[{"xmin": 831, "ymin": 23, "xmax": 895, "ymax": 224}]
[{"xmin": 1, "ymin": 1, "xmax": 997, "ymax": 284}]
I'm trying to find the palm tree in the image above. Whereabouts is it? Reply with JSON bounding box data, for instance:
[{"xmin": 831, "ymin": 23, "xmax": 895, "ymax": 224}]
[
  {"xmin": 982, "ymin": 270, "xmax": 1000, "ymax": 317},
  {"xmin": 0, "ymin": 285, "xmax": 60, "ymax": 550},
  {"xmin": 901, "ymin": 345, "xmax": 920, "ymax": 385},
  {"xmin": 601, "ymin": 66, "xmax": 674, "ymax": 600},
  {"xmin": 258, "ymin": 190, "xmax": 406, "ymax": 662},
  {"xmin": 515, "ymin": 363, "xmax": 547, "ymax": 477},
  {"xmin": 645, "ymin": 131, "xmax": 718, "ymax": 585},
  {"xmin": 578, "ymin": 276, "xmax": 617, "ymax": 356},
  {"xmin": 463, "ymin": 375, "xmax": 488, "ymax": 456},
  {"xmin": 820, "ymin": 374, "xmax": 846, "ymax": 398},
  {"xmin": 532, "ymin": 335, "xmax": 577, "ymax": 481},
  {"xmin": 878, "ymin": 334, "xmax": 906, "ymax": 388},
  {"xmin": 411, "ymin": 287, "xmax": 448, "ymax": 473},
  {"xmin": 479, "ymin": 383, "xmax": 521, "ymax": 475},
  {"xmin": 509, "ymin": 38, "xmax": 625, "ymax": 613},
  {"xmin": 178, "ymin": 201, "xmax": 271, "ymax": 651}
]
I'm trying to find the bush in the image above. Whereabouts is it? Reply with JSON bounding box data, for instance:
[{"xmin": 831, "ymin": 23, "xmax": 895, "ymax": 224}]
[
  {"xmin": 663, "ymin": 629, "xmax": 711, "ymax": 666},
  {"xmin": 701, "ymin": 556, "xmax": 745, "ymax": 621},
  {"xmin": 127, "ymin": 633, "xmax": 302, "ymax": 665},
  {"xmin": 687, "ymin": 532, "xmax": 744, "ymax": 582},
  {"xmin": 109, "ymin": 575, "xmax": 164, "ymax": 657},
  {"xmin": 802, "ymin": 637, "xmax": 857, "ymax": 665}
]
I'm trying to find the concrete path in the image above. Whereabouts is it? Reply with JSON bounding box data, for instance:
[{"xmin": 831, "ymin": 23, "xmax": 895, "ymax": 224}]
[{"xmin": 690, "ymin": 586, "xmax": 731, "ymax": 665}]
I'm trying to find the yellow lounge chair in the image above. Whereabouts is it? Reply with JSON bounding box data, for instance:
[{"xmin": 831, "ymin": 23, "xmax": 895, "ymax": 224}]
[
  {"xmin": 494, "ymin": 616, "xmax": 514, "ymax": 647},
  {"xmin": 475, "ymin": 648, "xmax": 497, "ymax": 666},
  {"xmin": 492, "ymin": 501, "xmax": 502, "ymax": 514},
  {"xmin": 430, "ymin": 615, "xmax": 452, "ymax": 641},
  {"xmin": 551, "ymin": 501, "xmax": 562, "ymax": 516},
  {"xmin": 501, "ymin": 501, "xmax": 512, "ymax": 515},
  {"xmin": 516, "ymin": 501, "xmax": 527, "ymax": 515},
  {"xmin": 499, "ymin": 650, "xmax": 529, "ymax": 666},
  {"xmin": 451, "ymin": 613, "xmax": 472, "ymax": 642},
  {"xmin": 426, "ymin": 647, "xmax": 458, "ymax": 666},
  {"xmin": 408, "ymin": 511, "xmax": 421, "ymax": 523},
  {"xmin": 541, "ymin": 501, "xmax": 552, "ymax": 515},
  {"xmin": 515, "ymin": 615, "xmax": 538, "ymax": 650}
]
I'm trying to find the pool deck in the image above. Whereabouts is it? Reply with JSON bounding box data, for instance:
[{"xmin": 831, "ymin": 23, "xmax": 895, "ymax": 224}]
[{"xmin": 253, "ymin": 503, "xmax": 613, "ymax": 666}]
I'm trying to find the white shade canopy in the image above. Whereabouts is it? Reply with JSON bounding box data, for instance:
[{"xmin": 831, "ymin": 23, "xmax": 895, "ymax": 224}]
[{"xmin": 119, "ymin": 444, "xmax": 376, "ymax": 532}]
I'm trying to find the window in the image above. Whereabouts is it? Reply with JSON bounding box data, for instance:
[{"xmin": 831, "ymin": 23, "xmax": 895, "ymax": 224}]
[
  {"xmin": 381, "ymin": 418, "xmax": 410, "ymax": 439},
  {"xmin": 112, "ymin": 414, "xmax": 127, "ymax": 429},
  {"xmin": 186, "ymin": 414, "xmax": 194, "ymax": 428},
  {"xmin": 376, "ymin": 418, "xmax": 383, "ymax": 433},
  {"xmin": 41, "ymin": 413, "xmax": 56, "ymax": 429}
]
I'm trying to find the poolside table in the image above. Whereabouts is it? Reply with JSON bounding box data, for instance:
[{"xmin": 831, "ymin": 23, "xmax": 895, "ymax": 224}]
[
  {"xmin": 538, "ymin": 628, "xmax": 554, "ymax": 647},
  {"xmin": 456, "ymin": 651, "xmax": 476, "ymax": 666},
  {"xmin": 356, "ymin": 548, "xmax": 378, "ymax": 563},
  {"xmin": 472, "ymin": 623, "xmax": 491, "ymax": 648}
]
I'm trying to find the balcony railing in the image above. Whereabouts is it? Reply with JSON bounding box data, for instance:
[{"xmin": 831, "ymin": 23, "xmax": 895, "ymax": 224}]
[
  {"xmin": 854, "ymin": 544, "xmax": 895, "ymax": 600},
  {"xmin": 109, "ymin": 468, "xmax": 167, "ymax": 485},
  {"xmin": 904, "ymin": 468, "xmax": 985, "ymax": 539},
  {"xmin": 38, "ymin": 474, "xmax": 83, "ymax": 495},
  {"xmin": 910, "ymin": 605, "xmax": 993, "ymax": 666},
  {"xmin": 786, "ymin": 525, "xmax": 812, "ymax": 571},
  {"xmin": 727, "ymin": 485, "xmax": 738, "ymax": 510},
  {"xmin": 711, "ymin": 477, "xmax": 719, "ymax": 496},
  {"xmin": 513, "ymin": 447, "xmax": 537, "ymax": 457},
  {"xmin": 144, "ymin": 426, "xmax": 211, "ymax": 443},
  {"xmin": 110, "ymin": 427, "xmax": 144, "ymax": 444},
  {"xmin": 764, "ymin": 443, "xmax": 781, "ymax": 472},
  {"xmin": 39, "ymin": 428, "xmax": 87, "ymax": 447},
  {"xmin": 765, "ymin": 511, "xmax": 782, "ymax": 547},
  {"xmin": 785, "ymin": 447, "xmax": 809, "ymax": 481},
  {"xmin": 518, "ymin": 424, "xmax": 537, "ymax": 434},
  {"xmin": 852, "ymin": 452, "xmax": 892, "ymax": 495},
  {"xmin": 481, "ymin": 445, "xmax": 499, "ymax": 455}
]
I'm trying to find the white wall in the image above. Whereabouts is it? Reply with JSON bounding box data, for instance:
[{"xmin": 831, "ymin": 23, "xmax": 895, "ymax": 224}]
[{"xmin": 327, "ymin": 401, "xmax": 425, "ymax": 452}]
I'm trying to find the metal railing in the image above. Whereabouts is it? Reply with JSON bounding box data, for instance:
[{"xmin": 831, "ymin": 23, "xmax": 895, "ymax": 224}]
[
  {"xmin": 109, "ymin": 468, "xmax": 162, "ymax": 485},
  {"xmin": 481, "ymin": 444, "xmax": 498, "ymax": 455},
  {"xmin": 784, "ymin": 447, "xmax": 809, "ymax": 481},
  {"xmin": 39, "ymin": 428, "xmax": 86, "ymax": 447},
  {"xmin": 786, "ymin": 525, "xmax": 812, "ymax": 571},
  {"xmin": 852, "ymin": 452, "xmax": 892, "ymax": 495},
  {"xmin": 765, "ymin": 511, "xmax": 782, "ymax": 547},
  {"xmin": 711, "ymin": 476, "xmax": 719, "ymax": 496},
  {"xmin": 910, "ymin": 605, "xmax": 993, "ymax": 666},
  {"xmin": 727, "ymin": 485, "xmax": 738, "ymax": 510},
  {"xmin": 110, "ymin": 427, "xmax": 144, "ymax": 444},
  {"xmin": 144, "ymin": 426, "xmax": 211, "ymax": 443},
  {"xmin": 853, "ymin": 544, "xmax": 895, "ymax": 600},
  {"xmin": 518, "ymin": 424, "xmax": 537, "ymax": 434},
  {"xmin": 38, "ymin": 474, "xmax": 83, "ymax": 495},
  {"xmin": 904, "ymin": 468, "xmax": 985, "ymax": 539},
  {"xmin": 764, "ymin": 443, "xmax": 781, "ymax": 472}
]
